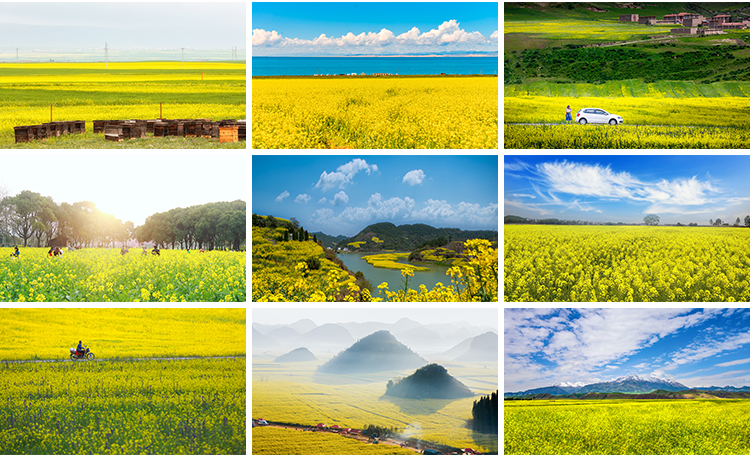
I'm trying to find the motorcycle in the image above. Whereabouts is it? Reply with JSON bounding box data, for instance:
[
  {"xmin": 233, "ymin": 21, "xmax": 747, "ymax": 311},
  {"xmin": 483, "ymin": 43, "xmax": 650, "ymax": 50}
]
[{"xmin": 69, "ymin": 346, "xmax": 95, "ymax": 361}]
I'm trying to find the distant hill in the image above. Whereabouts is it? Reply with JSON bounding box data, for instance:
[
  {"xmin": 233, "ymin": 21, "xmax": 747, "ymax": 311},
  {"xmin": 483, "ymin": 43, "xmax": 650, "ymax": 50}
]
[
  {"xmin": 439, "ymin": 336, "xmax": 474, "ymax": 359},
  {"xmin": 274, "ymin": 347, "xmax": 317, "ymax": 363},
  {"xmin": 510, "ymin": 390, "xmax": 750, "ymax": 400},
  {"xmin": 455, "ymin": 331, "xmax": 498, "ymax": 362},
  {"xmin": 299, "ymin": 323, "xmax": 354, "ymax": 350},
  {"xmin": 335, "ymin": 222, "xmax": 497, "ymax": 252},
  {"xmin": 385, "ymin": 363, "xmax": 474, "ymax": 399},
  {"xmin": 252, "ymin": 327, "xmax": 280, "ymax": 349},
  {"xmin": 312, "ymin": 231, "xmax": 348, "ymax": 249},
  {"xmin": 317, "ymin": 330, "xmax": 427, "ymax": 374},
  {"xmin": 288, "ymin": 319, "xmax": 318, "ymax": 334},
  {"xmin": 505, "ymin": 375, "xmax": 689, "ymax": 397},
  {"xmin": 266, "ymin": 326, "xmax": 302, "ymax": 344}
]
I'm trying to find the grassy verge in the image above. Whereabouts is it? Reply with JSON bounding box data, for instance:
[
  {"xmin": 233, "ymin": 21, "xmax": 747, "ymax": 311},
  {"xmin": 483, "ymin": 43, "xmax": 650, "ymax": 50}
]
[{"xmin": 3, "ymin": 131, "xmax": 246, "ymax": 149}]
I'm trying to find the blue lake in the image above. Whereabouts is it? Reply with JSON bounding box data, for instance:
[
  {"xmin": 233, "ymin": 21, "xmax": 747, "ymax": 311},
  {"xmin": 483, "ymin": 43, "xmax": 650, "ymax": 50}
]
[{"xmin": 252, "ymin": 56, "xmax": 498, "ymax": 76}]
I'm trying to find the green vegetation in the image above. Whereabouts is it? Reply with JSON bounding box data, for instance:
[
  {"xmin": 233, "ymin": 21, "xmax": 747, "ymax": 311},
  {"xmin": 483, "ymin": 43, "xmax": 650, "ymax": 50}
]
[
  {"xmin": 0, "ymin": 358, "xmax": 246, "ymax": 454},
  {"xmin": 505, "ymin": 41, "xmax": 750, "ymax": 85},
  {"xmin": 471, "ymin": 391, "xmax": 498, "ymax": 435},
  {"xmin": 505, "ymin": 398, "xmax": 750, "ymax": 454},
  {"xmin": 337, "ymin": 222, "xmax": 497, "ymax": 252}
]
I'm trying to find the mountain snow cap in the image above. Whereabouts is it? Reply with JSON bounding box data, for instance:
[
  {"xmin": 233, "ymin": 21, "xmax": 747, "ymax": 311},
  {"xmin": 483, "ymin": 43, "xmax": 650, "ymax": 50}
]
[{"xmin": 555, "ymin": 381, "xmax": 586, "ymax": 388}]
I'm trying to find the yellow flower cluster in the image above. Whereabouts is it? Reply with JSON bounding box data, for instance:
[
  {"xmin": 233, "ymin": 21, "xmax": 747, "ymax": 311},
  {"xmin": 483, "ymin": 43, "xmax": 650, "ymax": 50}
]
[
  {"xmin": 0, "ymin": 247, "xmax": 245, "ymax": 302},
  {"xmin": 0, "ymin": 358, "xmax": 246, "ymax": 454},
  {"xmin": 252, "ymin": 77, "xmax": 498, "ymax": 149},
  {"xmin": 505, "ymin": 399, "xmax": 750, "ymax": 454},
  {"xmin": 505, "ymin": 225, "xmax": 750, "ymax": 302}
]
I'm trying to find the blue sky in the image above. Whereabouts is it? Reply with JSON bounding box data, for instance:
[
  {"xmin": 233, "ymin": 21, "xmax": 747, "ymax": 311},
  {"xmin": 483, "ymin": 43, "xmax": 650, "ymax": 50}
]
[
  {"xmin": 0, "ymin": 3, "xmax": 245, "ymax": 61},
  {"xmin": 505, "ymin": 309, "xmax": 750, "ymax": 392},
  {"xmin": 252, "ymin": 2, "xmax": 498, "ymax": 56},
  {"xmin": 252, "ymin": 156, "xmax": 498, "ymax": 236},
  {"xmin": 505, "ymin": 155, "xmax": 750, "ymax": 226}
]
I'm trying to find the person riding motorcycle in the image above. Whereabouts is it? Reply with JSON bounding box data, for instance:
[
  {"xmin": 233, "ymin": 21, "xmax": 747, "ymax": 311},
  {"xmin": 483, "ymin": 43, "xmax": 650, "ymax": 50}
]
[{"xmin": 76, "ymin": 340, "xmax": 85, "ymax": 356}]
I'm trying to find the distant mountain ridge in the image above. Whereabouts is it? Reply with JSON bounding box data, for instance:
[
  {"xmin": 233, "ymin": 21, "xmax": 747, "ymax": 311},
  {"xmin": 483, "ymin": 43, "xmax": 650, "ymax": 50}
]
[
  {"xmin": 505, "ymin": 375, "xmax": 689, "ymax": 397},
  {"xmin": 334, "ymin": 222, "xmax": 497, "ymax": 252},
  {"xmin": 385, "ymin": 363, "xmax": 474, "ymax": 399}
]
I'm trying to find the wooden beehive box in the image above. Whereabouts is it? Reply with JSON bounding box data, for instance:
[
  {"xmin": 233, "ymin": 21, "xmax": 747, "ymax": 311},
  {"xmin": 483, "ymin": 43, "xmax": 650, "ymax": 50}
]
[
  {"xmin": 153, "ymin": 122, "xmax": 168, "ymax": 137},
  {"xmin": 104, "ymin": 125, "xmax": 123, "ymax": 142},
  {"xmin": 14, "ymin": 126, "xmax": 31, "ymax": 143},
  {"xmin": 219, "ymin": 125, "xmax": 238, "ymax": 143}
]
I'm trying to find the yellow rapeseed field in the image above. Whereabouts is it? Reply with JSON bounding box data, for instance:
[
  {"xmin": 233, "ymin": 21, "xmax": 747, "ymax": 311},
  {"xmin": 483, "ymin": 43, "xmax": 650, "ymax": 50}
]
[
  {"xmin": 252, "ymin": 359, "xmax": 498, "ymax": 453},
  {"xmin": 252, "ymin": 77, "xmax": 498, "ymax": 149},
  {"xmin": 505, "ymin": 399, "xmax": 750, "ymax": 455},
  {"xmin": 505, "ymin": 225, "xmax": 750, "ymax": 302},
  {"xmin": 252, "ymin": 426, "xmax": 416, "ymax": 455},
  {"xmin": 0, "ymin": 61, "xmax": 246, "ymax": 143},
  {"xmin": 0, "ymin": 247, "xmax": 245, "ymax": 302},
  {"xmin": 0, "ymin": 308, "xmax": 245, "ymax": 360},
  {"xmin": 0, "ymin": 358, "xmax": 246, "ymax": 454}
]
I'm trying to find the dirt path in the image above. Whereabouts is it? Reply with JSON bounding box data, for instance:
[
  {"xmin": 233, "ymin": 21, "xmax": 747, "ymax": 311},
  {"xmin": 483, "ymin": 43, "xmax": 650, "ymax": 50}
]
[{"xmin": 259, "ymin": 421, "xmax": 460, "ymax": 454}]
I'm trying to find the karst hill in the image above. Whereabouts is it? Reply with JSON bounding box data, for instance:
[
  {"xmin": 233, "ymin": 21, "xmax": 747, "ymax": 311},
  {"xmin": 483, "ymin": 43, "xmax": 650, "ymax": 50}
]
[
  {"xmin": 385, "ymin": 363, "xmax": 475, "ymax": 399},
  {"xmin": 274, "ymin": 347, "xmax": 317, "ymax": 363},
  {"xmin": 317, "ymin": 330, "xmax": 427, "ymax": 374}
]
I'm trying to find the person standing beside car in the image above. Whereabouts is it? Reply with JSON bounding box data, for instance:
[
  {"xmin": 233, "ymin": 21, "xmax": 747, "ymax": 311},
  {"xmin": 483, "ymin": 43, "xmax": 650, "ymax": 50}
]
[{"xmin": 565, "ymin": 105, "xmax": 572, "ymax": 124}]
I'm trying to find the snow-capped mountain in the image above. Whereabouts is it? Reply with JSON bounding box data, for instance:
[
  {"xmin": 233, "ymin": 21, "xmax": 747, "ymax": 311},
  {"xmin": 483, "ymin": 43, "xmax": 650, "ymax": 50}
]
[{"xmin": 506, "ymin": 375, "xmax": 688, "ymax": 397}]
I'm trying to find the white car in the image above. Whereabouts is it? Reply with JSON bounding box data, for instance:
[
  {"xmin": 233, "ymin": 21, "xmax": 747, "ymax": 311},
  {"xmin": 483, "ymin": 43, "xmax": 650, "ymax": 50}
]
[{"xmin": 575, "ymin": 108, "xmax": 623, "ymax": 125}]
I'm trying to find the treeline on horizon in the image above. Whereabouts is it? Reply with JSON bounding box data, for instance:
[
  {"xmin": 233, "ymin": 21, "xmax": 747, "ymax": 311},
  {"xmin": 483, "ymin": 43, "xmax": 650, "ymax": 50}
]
[
  {"xmin": 505, "ymin": 390, "xmax": 750, "ymax": 401},
  {"xmin": 0, "ymin": 189, "xmax": 245, "ymax": 250},
  {"xmin": 505, "ymin": 214, "xmax": 750, "ymax": 227},
  {"xmin": 471, "ymin": 391, "xmax": 498, "ymax": 434}
]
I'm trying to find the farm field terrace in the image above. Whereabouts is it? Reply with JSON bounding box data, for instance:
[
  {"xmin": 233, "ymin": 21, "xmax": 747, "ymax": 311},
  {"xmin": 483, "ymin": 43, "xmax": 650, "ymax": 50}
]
[
  {"xmin": 505, "ymin": 399, "xmax": 750, "ymax": 455},
  {"xmin": 0, "ymin": 247, "xmax": 245, "ymax": 302},
  {"xmin": 0, "ymin": 61, "xmax": 246, "ymax": 148},
  {"xmin": 505, "ymin": 225, "xmax": 750, "ymax": 302},
  {"xmin": 252, "ymin": 426, "xmax": 416, "ymax": 455},
  {"xmin": 252, "ymin": 76, "xmax": 498, "ymax": 149},
  {"xmin": 0, "ymin": 308, "xmax": 245, "ymax": 361},
  {"xmin": 252, "ymin": 358, "xmax": 498, "ymax": 453},
  {"xmin": 0, "ymin": 358, "xmax": 246, "ymax": 454}
]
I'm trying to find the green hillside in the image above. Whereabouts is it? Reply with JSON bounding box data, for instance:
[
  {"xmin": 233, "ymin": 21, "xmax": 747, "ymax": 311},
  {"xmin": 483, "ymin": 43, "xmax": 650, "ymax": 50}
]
[{"xmin": 335, "ymin": 222, "xmax": 498, "ymax": 252}]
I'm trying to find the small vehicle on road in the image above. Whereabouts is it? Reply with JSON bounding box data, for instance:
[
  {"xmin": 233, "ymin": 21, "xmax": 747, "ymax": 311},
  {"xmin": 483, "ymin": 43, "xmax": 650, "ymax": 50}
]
[
  {"xmin": 576, "ymin": 108, "xmax": 623, "ymax": 125},
  {"xmin": 70, "ymin": 346, "xmax": 95, "ymax": 361}
]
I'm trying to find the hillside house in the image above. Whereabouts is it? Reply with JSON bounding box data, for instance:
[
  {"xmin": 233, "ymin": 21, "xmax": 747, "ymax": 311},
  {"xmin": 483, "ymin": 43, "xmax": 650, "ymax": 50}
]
[
  {"xmin": 671, "ymin": 27, "xmax": 698, "ymax": 34},
  {"xmin": 619, "ymin": 14, "xmax": 638, "ymax": 22}
]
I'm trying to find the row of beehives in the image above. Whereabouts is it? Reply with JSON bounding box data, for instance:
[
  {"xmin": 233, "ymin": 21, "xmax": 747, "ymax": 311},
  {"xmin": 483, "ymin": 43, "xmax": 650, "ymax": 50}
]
[
  {"xmin": 14, "ymin": 119, "xmax": 246, "ymax": 143},
  {"xmin": 98, "ymin": 119, "xmax": 246, "ymax": 142},
  {"xmin": 14, "ymin": 121, "xmax": 86, "ymax": 143}
]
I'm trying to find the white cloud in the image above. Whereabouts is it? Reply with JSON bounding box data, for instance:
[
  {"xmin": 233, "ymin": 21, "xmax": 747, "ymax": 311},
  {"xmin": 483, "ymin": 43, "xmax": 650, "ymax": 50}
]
[
  {"xmin": 402, "ymin": 169, "xmax": 426, "ymax": 186},
  {"xmin": 294, "ymin": 193, "xmax": 312, "ymax": 204},
  {"xmin": 252, "ymin": 29, "xmax": 283, "ymax": 47},
  {"xmin": 252, "ymin": 20, "xmax": 497, "ymax": 54},
  {"xmin": 275, "ymin": 190, "xmax": 290, "ymax": 202},
  {"xmin": 716, "ymin": 357, "xmax": 750, "ymax": 367},
  {"xmin": 315, "ymin": 158, "xmax": 378, "ymax": 192},
  {"xmin": 318, "ymin": 197, "xmax": 327, "ymax": 204},
  {"xmin": 504, "ymin": 308, "xmax": 727, "ymax": 390},
  {"xmin": 332, "ymin": 191, "xmax": 349, "ymax": 206},
  {"xmin": 516, "ymin": 160, "xmax": 740, "ymax": 219}
]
